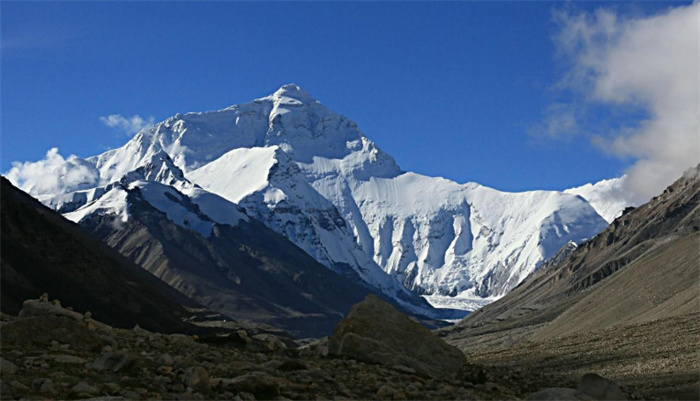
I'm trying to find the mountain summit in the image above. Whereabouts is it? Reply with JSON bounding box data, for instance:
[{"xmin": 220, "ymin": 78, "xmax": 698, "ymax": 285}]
[
  {"xmin": 9, "ymin": 85, "xmax": 611, "ymax": 312},
  {"xmin": 268, "ymin": 83, "xmax": 318, "ymax": 103}
]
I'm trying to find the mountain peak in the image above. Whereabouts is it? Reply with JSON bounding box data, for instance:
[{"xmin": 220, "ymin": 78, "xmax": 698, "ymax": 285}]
[{"xmin": 270, "ymin": 83, "xmax": 317, "ymax": 104}]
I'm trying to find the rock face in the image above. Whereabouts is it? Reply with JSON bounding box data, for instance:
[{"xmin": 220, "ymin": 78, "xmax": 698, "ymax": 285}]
[{"xmin": 329, "ymin": 294, "xmax": 466, "ymax": 379}]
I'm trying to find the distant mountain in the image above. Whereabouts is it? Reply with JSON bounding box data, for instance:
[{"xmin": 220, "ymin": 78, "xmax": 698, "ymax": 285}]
[
  {"xmin": 445, "ymin": 164, "xmax": 699, "ymax": 339},
  {"xmin": 0, "ymin": 177, "xmax": 208, "ymax": 333},
  {"xmin": 9, "ymin": 84, "xmax": 611, "ymax": 312},
  {"xmin": 75, "ymin": 178, "xmax": 384, "ymax": 337}
]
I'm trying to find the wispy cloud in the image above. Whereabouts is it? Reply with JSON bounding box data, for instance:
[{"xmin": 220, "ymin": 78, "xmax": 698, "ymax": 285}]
[
  {"xmin": 100, "ymin": 114, "xmax": 155, "ymax": 136},
  {"xmin": 539, "ymin": 3, "xmax": 699, "ymax": 204}
]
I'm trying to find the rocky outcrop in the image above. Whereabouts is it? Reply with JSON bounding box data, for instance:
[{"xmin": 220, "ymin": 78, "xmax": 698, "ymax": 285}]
[{"xmin": 329, "ymin": 294, "xmax": 466, "ymax": 380}]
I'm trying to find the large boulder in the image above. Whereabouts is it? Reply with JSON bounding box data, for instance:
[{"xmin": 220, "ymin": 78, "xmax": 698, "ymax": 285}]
[
  {"xmin": 329, "ymin": 294, "xmax": 466, "ymax": 380},
  {"xmin": 577, "ymin": 373, "xmax": 627, "ymax": 400}
]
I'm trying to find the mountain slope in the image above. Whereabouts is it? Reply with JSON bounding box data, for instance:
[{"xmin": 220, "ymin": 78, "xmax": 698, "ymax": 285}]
[
  {"xmin": 9, "ymin": 84, "xmax": 611, "ymax": 311},
  {"xmin": 437, "ymin": 166, "xmax": 699, "ymax": 399},
  {"xmin": 73, "ymin": 179, "xmax": 378, "ymax": 337},
  {"xmin": 442, "ymin": 164, "xmax": 699, "ymax": 350},
  {"xmin": 0, "ymin": 177, "xmax": 210, "ymax": 333}
]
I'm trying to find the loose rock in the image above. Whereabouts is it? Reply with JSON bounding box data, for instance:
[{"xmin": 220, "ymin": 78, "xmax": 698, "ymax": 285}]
[
  {"xmin": 183, "ymin": 366, "xmax": 210, "ymax": 393},
  {"xmin": 0, "ymin": 357, "xmax": 18, "ymax": 376},
  {"xmin": 90, "ymin": 352, "xmax": 134, "ymax": 372},
  {"xmin": 72, "ymin": 381, "xmax": 100, "ymax": 396}
]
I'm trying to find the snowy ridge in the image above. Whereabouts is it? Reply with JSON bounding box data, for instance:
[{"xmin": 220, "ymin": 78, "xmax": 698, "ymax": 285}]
[
  {"xmin": 308, "ymin": 169, "xmax": 606, "ymax": 303},
  {"xmin": 7, "ymin": 84, "xmax": 614, "ymax": 312},
  {"xmin": 60, "ymin": 149, "xmax": 248, "ymax": 232},
  {"xmin": 187, "ymin": 146, "xmax": 423, "ymax": 306},
  {"xmin": 565, "ymin": 176, "xmax": 631, "ymax": 223}
]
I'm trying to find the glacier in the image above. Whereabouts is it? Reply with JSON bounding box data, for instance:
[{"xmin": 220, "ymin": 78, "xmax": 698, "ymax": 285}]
[{"xmin": 6, "ymin": 84, "xmax": 614, "ymax": 312}]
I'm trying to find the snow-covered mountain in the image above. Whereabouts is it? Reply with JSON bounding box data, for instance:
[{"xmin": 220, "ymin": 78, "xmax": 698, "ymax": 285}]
[
  {"xmin": 7, "ymin": 84, "xmax": 612, "ymax": 312},
  {"xmin": 565, "ymin": 176, "xmax": 632, "ymax": 223}
]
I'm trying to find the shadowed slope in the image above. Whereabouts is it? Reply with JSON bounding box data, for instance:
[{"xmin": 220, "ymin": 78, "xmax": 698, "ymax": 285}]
[{"xmin": 0, "ymin": 177, "xmax": 208, "ymax": 333}]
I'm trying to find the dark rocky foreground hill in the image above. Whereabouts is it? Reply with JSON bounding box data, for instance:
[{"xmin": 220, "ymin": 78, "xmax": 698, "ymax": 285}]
[
  {"xmin": 0, "ymin": 177, "xmax": 213, "ymax": 334},
  {"xmin": 441, "ymin": 165, "xmax": 700, "ymax": 400}
]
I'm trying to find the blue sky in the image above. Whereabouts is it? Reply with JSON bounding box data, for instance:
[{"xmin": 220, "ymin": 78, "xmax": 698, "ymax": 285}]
[{"xmin": 1, "ymin": 1, "xmax": 692, "ymax": 192}]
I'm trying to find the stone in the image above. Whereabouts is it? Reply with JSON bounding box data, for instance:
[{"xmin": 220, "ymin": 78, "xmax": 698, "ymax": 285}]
[
  {"xmin": 90, "ymin": 352, "xmax": 134, "ymax": 373},
  {"xmin": 168, "ymin": 333, "xmax": 196, "ymax": 346},
  {"xmin": 197, "ymin": 332, "xmax": 249, "ymax": 349},
  {"xmin": 9, "ymin": 380, "xmax": 29, "ymax": 391},
  {"xmin": 221, "ymin": 372, "xmax": 281, "ymax": 399},
  {"xmin": 153, "ymin": 375, "xmax": 172, "ymax": 386},
  {"xmin": 158, "ymin": 365, "xmax": 174, "ymax": 376},
  {"xmin": 298, "ymin": 337, "xmax": 329, "ymax": 357},
  {"xmin": 251, "ymin": 334, "xmax": 287, "ymax": 352},
  {"xmin": 577, "ymin": 373, "xmax": 627, "ymax": 400},
  {"xmin": 0, "ymin": 382, "xmax": 13, "ymax": 401},
  {"xmin": 235, "ymin": 392, "xmax": 257, "ymax": 401},
  {"xmin": 526, "ymin": 388, "xmax": 595, "ymax": 400},
  {"xmin": 329, "ymin": 294, "xmax": 466, "ymax": 380},
  {"xmin": 278, "ymin": 360, "xmax": 308, "ymax": 371},
  {"xmin": 103, "ymin": 382, "xmax": 121, "ymax": 394},
  {"xmin": 52, "ymin": 354, "xmax": 87, "ymax": 364},
  {"xmin": 183, "ymin": 366, "xmax": 210, "ymax": 393},
  {"xmin": 72, "ymin": 381, "xmax": 100, "ymax": 396},
  {"xmin": 38, "ymin": 379, "xmax": 56, "ymax": 394},
  {"xmin": 0, "ymin": 358, "xmax": 18, "ymax": 376},
  {"xmin": 376, "ymin": 384, "xmax": 397, "ymax": 400},
  {"xmin": 392, "ymin": 365, "xmax": 416, "ymax": 374},
  {"xmin": 156, "ymin": 353, "xmax": 174, "ymax": 366},
  {"xmin": 99, "ymin": 334, "xmax": 118, "ymax": 348}
]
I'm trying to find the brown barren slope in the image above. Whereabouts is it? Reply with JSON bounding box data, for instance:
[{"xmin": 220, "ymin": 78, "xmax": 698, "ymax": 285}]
[{"xmin": 441, "ymin": 166, "xmax": 700, "ymax": 399}]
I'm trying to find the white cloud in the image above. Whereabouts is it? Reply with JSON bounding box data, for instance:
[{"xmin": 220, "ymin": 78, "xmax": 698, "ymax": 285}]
[
  {"xmin": 100, "ymin": 114, "xmax": 155, "ymax": 136},
  {"xmin": 5, "ymin": 148, "xmax": 99, "ymax": 196},
  {"xmin": 548, "ymin": 3, "xmax": 699, "ymax": 204}
]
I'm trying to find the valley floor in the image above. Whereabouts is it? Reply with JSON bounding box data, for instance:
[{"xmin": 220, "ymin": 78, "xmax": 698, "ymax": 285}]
[{"xmin": 443, "ymin": 312, "xmax": 700, "ymax": 400}]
